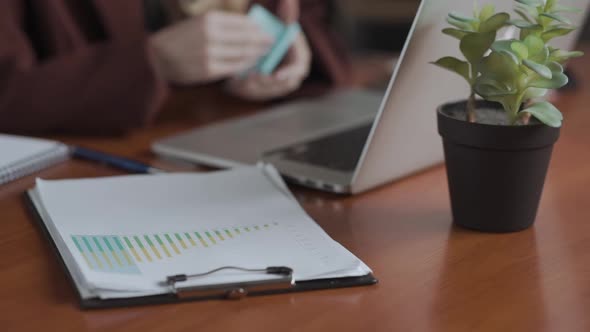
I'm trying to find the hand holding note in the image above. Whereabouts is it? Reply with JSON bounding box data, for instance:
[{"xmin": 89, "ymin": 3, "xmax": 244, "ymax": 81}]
[
  {"xmin": 150, "ymin": 11, "xmax": 274, "ymax": 85},
  {"xmin": 226, "ymin": 1, "xmax": 311, "ymax": 101}
]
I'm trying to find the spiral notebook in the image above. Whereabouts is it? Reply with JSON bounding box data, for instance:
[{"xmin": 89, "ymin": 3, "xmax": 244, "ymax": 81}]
[
  {"xmin": 25, "ymin": 165, "xmax": 376, "ymax": 308},
  {"xmin": 0, "ymin": 134, "xmax": 69, "ymax": 185}
]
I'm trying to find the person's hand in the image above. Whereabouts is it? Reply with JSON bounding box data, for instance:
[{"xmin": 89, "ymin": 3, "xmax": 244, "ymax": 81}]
[
  {"xmin": 225, "ymin": 0, "xmax": 311, "ymax": 101},
  {"xmin": 149, "ymin": 11, "xmax": 273, "ymax": 85},
  {"xmin": 225, "ymin": 34, "xmax": 311, "ymax": 101}
]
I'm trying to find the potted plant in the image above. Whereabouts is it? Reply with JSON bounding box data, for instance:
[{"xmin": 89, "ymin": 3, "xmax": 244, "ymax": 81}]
[{"xmin": 432, "ymin": 0, "xmax": 584, "ymax": 232}]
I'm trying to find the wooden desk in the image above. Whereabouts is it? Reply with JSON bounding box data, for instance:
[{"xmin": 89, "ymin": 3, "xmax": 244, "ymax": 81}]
[{"xmin": 1, "ymin": 56, "xmax": 589, "ymax": 332}]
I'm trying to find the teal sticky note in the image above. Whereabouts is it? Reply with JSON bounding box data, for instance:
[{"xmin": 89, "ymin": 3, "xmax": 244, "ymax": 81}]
[{"xmin": 248, "ymin": 4, "xmax": 301, "ymax": 75}]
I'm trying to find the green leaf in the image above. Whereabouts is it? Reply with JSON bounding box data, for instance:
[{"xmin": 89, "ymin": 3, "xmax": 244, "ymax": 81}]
[
  {"xmin": 514, "ymin": 8, "xmax": 533, "ymax": 23},
  {"xmin": 550, "ymin": 50, "xmax": 585, "ymax": 63},
  {"xmin": 431, "ymin": 57, "xmax": 471, "ymax": 82},
  {"xmin": 499, "ymin": 50, "xmax": 520, "ymax": 64},
  {"xmin": 480, "ymin": 13, "xmax": 510, "ymax": 32},
  {"xmin": 523, "ymin": 87, "xmax": 548, "ymax": 100},
  {"xmin": 515, "ymin": 0, "xmax": 540, "ymax": 6},
  {"xmin": 511, "ymin": 42, "xmax": 529, "ymax": 59},
  {"xmin": 530, "ymin": 46, "xmax": 550, "ymax": 63},
  {"xmin": 447, "ymin": 17, "xmax": 473, "ymax": 30},
  {"xmin": 475, "ymin": 83, "xmax": 516, "ymax": 97},
  {"xmin": 449, "ymin": 12, "xmax": 477, "ymax": 23},
  {"xmin": 523, "ymin": 35, "xmax": 544, "ymax": 55},
  {"xmin": 523, "ymin": 59, "xmax": 552, "ymax": 79},
  {"xmin": 546, "ymin": 61, "xmax": 563, "ymax": 73},
  {"xmin": 522, "ymin": 101, "xmax": 563, "ymax": 127},
  {"xmin": 540, "ymin": 13, "xmax": 572, "ymax": 25},
  {"xmin": 474, "ymin": 79, "xmax": 517, "ymax": 107},
  {"xmin": 460, "ymin": 31, "xmax": 496, "ymax": 64},
  {"xmin": 510, "ymin": 19, "xmax": 539, "ymax": 28},
  {"xmin": 518, "ymin": 25, "xmax": 543, "ymax": 41},
  {"xmin": 477, "ymin": 51, "xmax": 520, "ymax": 89},
  {"xmin": 528, "ymin": 72, "xmax": 568, "ymax": 89},
  {"xmin": 516, "ymin": 4, "xmax": 537, "ymax": 15},
  {"xmin": 493, "ymin": 40, "xmax": 533, "ymax": 63},
  {"xmin": 545, "ymin": 0, "xmax": 557, "ymax": 12},
  {"xmin": 492, "ymin": 40, "xmax": 515, "ymax": 52},
  {"xmin": 566, "ymin": 50, "xmax": 584, "ymax": 57},
  {"xmin": 442, "ymin": 28, "xmax": 469, "ymax": 40},
  {"xmin": 519, "ymin": 23, "xmax": 544, "ymax": 33},
  {"xmin": 523, "ymin": 35, "xmax": 549, "ymax": 63},
  {"xmin": 476, "ymin": 77, "xmax": 513, "ymax": 92},
  {"xmin": 541, "ymin": 28, "xmax": 575, "ymax": 41},
  {"xmin": 479, "ymin": 4, "xmax": 495, "ymax": 22}
]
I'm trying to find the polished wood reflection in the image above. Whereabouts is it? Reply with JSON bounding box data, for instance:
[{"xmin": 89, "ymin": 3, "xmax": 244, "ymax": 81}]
[{"xmin": 1, "ymin": 51, "xmax": 589, "ymax": 332}]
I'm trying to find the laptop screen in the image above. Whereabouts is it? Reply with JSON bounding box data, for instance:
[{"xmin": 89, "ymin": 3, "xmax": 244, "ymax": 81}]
[{"xmin": 329, "ymin": 1, "xmax": 417, "ymax": 91}]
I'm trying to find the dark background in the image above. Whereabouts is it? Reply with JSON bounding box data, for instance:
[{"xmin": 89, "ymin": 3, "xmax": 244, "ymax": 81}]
[{"xmin": 333, "ymin": 0, "xmax": 590, "ymax": 53}]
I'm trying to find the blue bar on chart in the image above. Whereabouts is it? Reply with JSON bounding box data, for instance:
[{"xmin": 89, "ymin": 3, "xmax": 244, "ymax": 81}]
[
  {"xmin": 71, "ymin": 235, "xmax": 141, "ymax": 275},
  {"xmin": 70, "ymin": 223, "xmax": 280, "ymax": 274}
]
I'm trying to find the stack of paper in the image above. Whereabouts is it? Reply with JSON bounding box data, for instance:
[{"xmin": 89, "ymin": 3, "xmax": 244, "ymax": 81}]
[{"xmin": 29, "ymin": 165, "xmax": 372, "ymax": 300}]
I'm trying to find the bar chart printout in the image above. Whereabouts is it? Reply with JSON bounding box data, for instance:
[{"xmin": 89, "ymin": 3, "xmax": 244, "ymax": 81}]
[{"xmin": 71, "ymin": 223, "xmax": 278, "ymax": 274}]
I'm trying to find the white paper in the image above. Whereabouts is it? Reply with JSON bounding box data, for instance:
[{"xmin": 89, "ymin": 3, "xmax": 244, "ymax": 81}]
[{"xmin": 33, "ymin": 166, "xmax": 371, "ymax": 299}]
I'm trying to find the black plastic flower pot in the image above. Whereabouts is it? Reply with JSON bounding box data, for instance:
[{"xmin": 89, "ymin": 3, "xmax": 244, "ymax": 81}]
[{"xmin": 437, "ymin": 100, "xmax": 560, "ymax": 233}]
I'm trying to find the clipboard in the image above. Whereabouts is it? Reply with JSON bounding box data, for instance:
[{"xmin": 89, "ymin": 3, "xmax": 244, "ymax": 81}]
[{"xmin": 24, "ymin": 192, "xmax": 378, "ymax": 309}]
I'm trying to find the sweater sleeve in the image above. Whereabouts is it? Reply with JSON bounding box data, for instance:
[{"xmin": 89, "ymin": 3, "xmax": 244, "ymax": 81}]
[{"xmin": 0, "ymin": 1, "xmax": 168, "ymax": 134}]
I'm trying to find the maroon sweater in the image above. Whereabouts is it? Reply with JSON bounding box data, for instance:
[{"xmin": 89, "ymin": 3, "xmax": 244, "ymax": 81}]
[
  {"xmin": 0, "ymin": 0, "xmax": 167, "ymax": 134},
  {"xmin": 0, "ymin": 0, "xmax": 349, "ymax": 134}
]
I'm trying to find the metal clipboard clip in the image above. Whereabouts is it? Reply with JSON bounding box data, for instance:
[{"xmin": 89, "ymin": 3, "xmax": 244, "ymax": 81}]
[{"xmin": 165, "ymin": 266, "xmax": 295, "ymax": 300}]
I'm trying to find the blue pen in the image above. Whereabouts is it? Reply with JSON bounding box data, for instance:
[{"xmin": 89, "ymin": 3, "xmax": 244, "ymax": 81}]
[{"xmin": 71, "ymin": 146, "xmax": 165, "ymax": 174}]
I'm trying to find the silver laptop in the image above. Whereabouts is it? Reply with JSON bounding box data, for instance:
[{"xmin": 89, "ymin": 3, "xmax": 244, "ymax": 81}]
[{"xmin": 153, "ymin": 0, "xmax": 588, "ymax": 194}]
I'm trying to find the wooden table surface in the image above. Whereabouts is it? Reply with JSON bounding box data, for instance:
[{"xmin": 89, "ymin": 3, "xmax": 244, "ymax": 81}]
[{"xmin": 2, "ymin": 52, "xmax": 590, "ymax": 332}]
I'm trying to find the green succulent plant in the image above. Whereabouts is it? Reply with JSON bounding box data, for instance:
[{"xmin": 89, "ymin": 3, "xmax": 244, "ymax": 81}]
[
  {"xmin": 433, "ymin": 4, "xmax": 510, "ymax": 122},
  {"xmin": 433, "ymin": 0, "xmax": 584, "ymax": 127}
]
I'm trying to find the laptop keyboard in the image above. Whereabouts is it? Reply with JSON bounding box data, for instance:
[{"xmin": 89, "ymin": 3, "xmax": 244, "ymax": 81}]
[{"xmin": 266, "ymin": 124, "xmax": 373, "ymax": 172}]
